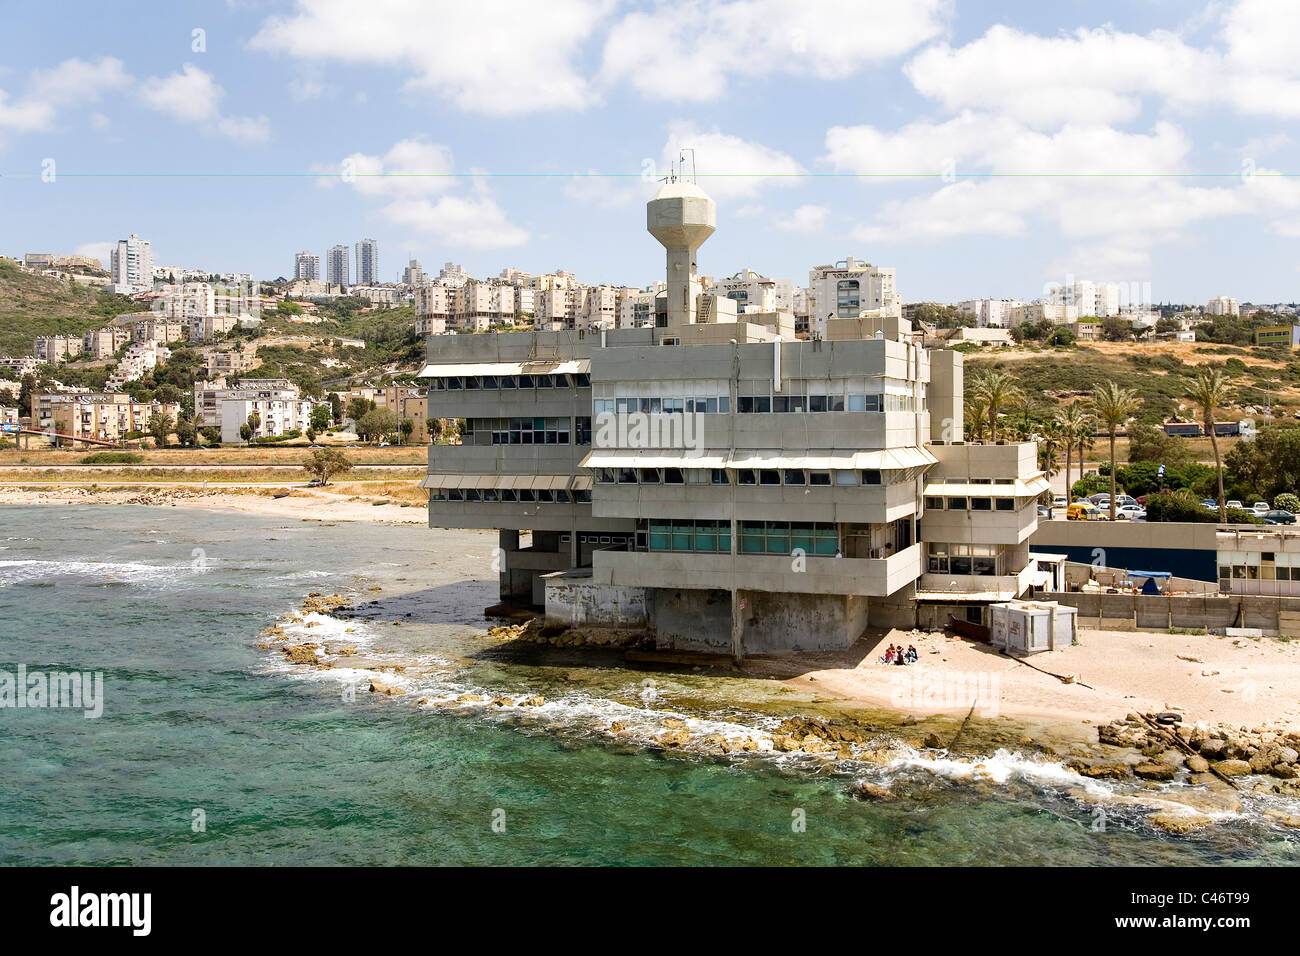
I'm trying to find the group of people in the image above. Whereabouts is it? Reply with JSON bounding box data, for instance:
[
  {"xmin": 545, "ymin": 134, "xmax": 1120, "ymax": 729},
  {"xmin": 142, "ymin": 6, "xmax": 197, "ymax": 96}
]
[{"xmin": 879, "ymin": 644, "xmax": 918, "ymax": 666}]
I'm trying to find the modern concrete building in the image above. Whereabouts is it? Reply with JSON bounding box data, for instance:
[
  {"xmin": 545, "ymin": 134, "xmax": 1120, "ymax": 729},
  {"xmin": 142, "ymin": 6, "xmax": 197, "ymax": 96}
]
[
  {"xmin": 417, "ymin": 181, "xmax": 1046, "ymax": 654},
  {"xmin": 326, "ymin": 245, "xmax": 350, "ymax": 289},
  {"xmin": 109, "ymin": 234, "xmax": 154, "ymax": 294},
  {"xmin": 294, "ymin": 251, "xmax": 320, "ymax": 281},
  {"xmin": 81, "ymin": 327, "xmax": 131, "ymax": 359},
  {"xmin": 37, "ymin": 392, "xmax": 180, "ymax": 443},
  {"xmin": 1207, "ymin": 295, "xmax": 1240, "ymax": 317},
  {"xmin": 34, "ymin": 335, "xmax": 84, "ymax": 363},
  {"xmin": 807, "ymin": 258, "xmax": 900, "ymax": 340},
  {"xmin": 193, "ymin": 378, "xmax": 316, "ymax": 442},
  {"xmin": 355, "ymin": 238, "xmax": 379, "ymax": 287}
]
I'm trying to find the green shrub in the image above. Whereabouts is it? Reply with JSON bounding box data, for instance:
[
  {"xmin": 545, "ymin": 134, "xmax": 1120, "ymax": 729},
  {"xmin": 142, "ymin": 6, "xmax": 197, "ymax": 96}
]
[{"xmin": 81, "ymin": 451, "xmax": 144, "ymax": 464}]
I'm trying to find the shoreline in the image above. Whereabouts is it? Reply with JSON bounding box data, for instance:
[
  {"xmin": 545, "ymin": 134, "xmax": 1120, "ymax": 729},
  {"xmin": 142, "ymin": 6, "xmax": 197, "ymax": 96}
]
[{"xmin": 10, "ymin": 489, "xmax": 1300, "ymax": 816}]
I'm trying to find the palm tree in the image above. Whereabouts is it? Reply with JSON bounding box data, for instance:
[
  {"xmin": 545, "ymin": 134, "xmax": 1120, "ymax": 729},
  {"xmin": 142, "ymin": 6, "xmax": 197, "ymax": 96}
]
[
  {"xmin": 964, "ymin": 394, "xmax": 989, "ymax": 441},
  {"xmin": 969, "ymin": 369, "xmax": 1024, "ymax": 442},
  {"xmin": 1038, "ymin": 422, "xmax": 1063, "ymax": 482},
  {"xmin": 1187, "ymin": 366, "xmax": 1231, "ymax": 521},
  {"xmin": 1055, "ymin": 402, "xmax": 1091, "ymax": 502},
  {"xmin": 1088, "ymin": 382, "xmax": 1141, "ymax": 520}
]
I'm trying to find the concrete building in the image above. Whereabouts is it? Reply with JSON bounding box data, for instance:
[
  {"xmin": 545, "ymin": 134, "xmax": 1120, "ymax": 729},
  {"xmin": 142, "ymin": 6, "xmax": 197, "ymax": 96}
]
[
  {"xmin": 402, "ymin": 259, "xmax": 425, "ymax": 287},
  {"xmin": 34, "ymin": 335, "xmax": 84, "ymax": 363},
  {"xmin": 713, "ymin": 268, "xmax": 795, "ymax": 315},
  {"xmin": 807, "ymin": 258, "xmax": 900, "ymax": 340},
  {"xmin": 156, "ymin": 282, "xmax": 216, "ymax": 321},
  {"xmin": 81, "ymin": 327, "xmax": 131, "ymax": 360},
  {"xmin": 957, "ymin": 299, "xmax": 1024, "ymax": 328},
  {"xmin": 1207, "ymin": 296, "xmax": 1240, "ymax": 317},
  {"xmin": 415, "ymin": 284, "xmax": 451, "ymax": 335},
  {"xmin": 417, "ymin": 182, "xmax": 1044, "ymax": 653},
  {"xmin": 343, "ymin": 385, "xmax": 429, "ymax": 442},
  {"xmin": 204, "ymin": 344, "xmax": 258, "ymax": 377},
  {"xmin": 193, "ymin": 378, "xmax": 315, "ymax": 441},
  {"xmin": 355, "ymin": 238, "xmax": 379, "ymax": 287},
  {"xmin": 1253, "ymin": 325, "xmax": 1300, "ymax": 347},
  {"xmin": 294, "ymin": 251, "xmax": 320, "ymax": 281},
  {"xmin": 453, "ymin": 281, "xmax": 516, "ymax": 331},
  {"xmin": 107, "ymin": 341, "xmax": 169, "ymax": 389},
  {"xmin": 1007, "ymin": 302, "xmax": 1079, "ymax": 326},
  {"xmin": 326, "ymin": 245, "xmax": 350, "ymax": 289},
  {"xmin": 37, "ymin": 392, "xmax": 180, "ymax": 444},
  {"xmin": 132, "ymin": 318, "xmax": 186, "ymax": 344},
  {"xmin": 1047, "ymin": 280, "xmax": 1121, "ymax": 318},
  {"xmin": 109, "ymin": 234, "xmax": 154, "ymax": 294}
]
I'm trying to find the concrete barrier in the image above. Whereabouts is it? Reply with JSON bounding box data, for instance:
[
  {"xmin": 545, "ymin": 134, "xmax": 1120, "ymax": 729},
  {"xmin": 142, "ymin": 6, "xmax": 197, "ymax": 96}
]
[{"xmin": 1045, "ymin": 590, "xmax": 1300, "ymax": 636}]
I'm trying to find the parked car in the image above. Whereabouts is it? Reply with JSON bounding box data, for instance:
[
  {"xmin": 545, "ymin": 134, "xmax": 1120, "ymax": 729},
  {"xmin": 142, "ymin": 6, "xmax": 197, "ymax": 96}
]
[
  {"xmin": 1115, "ymin": 504, "xmax": 1147, "ymax": 521},
  {"xmin": 1067, "ymin": 502, "xmax": 1102, "ymax": 521},
  {"xmin": 1087, "ymin": 493, "xmax": 1108, "ymax": 506},
  {"xmin": 306, "ymin": 478, "xmax": 326, "ymax": 487},
  {"xmin": 1200, "ymin": 498, "xmax": 1218, "ymax": 511},
  {"xmin": 1037, "ymin": 505, "xmax": 1051, "ymax": 519},
  {"xmin": 1227, "ymin": 499, "xmax": 1244, "ymax": 511},
  {"xmin": 1053, "ymin": 495, "xmax": 1067, "ymax": 509},
  {"xmin": 1263, "ymin": 510, "xmax": 1297, "ymax": 525},
  {"xmin": 1251, "ymin": 502, "xmax": 1271, "ymax": 516},
  {"xmin": 1136, "ymin": 495, "xmax": 1148, "ymax": 506}
]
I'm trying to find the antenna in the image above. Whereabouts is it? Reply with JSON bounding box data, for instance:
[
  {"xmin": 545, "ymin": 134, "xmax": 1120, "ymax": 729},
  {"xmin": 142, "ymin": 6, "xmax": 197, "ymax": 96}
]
[{"xmin": 679, "ymin": 148, "xmax": 697, "ymax": 184}]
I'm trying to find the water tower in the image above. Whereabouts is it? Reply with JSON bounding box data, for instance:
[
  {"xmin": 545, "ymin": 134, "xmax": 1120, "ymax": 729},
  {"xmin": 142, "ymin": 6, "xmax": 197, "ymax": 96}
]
[{"xmin": 647, "ymin": 178, "xmax": 716, "ymax": 327}]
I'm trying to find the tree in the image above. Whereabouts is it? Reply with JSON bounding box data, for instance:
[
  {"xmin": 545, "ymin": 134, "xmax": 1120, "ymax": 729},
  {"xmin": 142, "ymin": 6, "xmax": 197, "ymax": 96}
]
[
  {"xmin": 428, "ymin": 418, "xmax": 443, "ymax": 442},
  {"xmin": 1276, "ymin": 493, "xmax": 1300, "ymax": 514},
  {"xmin": 328, "ymin": 392, "xmax": 343, "ymax": 423},
  {"xmin": 1186, "ymin": 366, "xmax": 1231, "ymax": 522},
  {"xmin": 200, "ymin": 426, "xmax": 222, "ymax": 445},
  {"xmin": 1055, "ymin": 402, "xmax": 1093, "ymax": 503},
  {"xmin": 175, "ymin": 417, "xmax": 197, "ymax": 447},
  {"xmin": 1089, "ymin": 381, "xmax": 1141, "ymax": 520},
  {"xmin": 306, "ymin": 427, "xmax": 316, "ymax": 442},
  {"xmin": 399, "ymin": 418, "xmax": 414, "ymax": 444},
  {"xmin": 247, "ymin": 411, "xmax": 261, "ymax": 436},
  {"xmin": 1126, "ymin": 421, "xmax": 1194, "ymax": 467},
  {"xmin": 968, "ymin": 369, "xmax": 1023, "ymax": 442},
  {"xmin": 148, "ymin": 412, "xmax": 174, "ymax": 448},
  {"xmin": 964, "ymin": 394, "xmax": 989, "ymax": 441},
  {"xmin": 303, "ymin": 448, "xmax": 353, "ymax": 485},
  {"xmin": 1038, "ymin": 422, "xmax": 1063, "ymax": 481},
  {"xmin": 239, "ymin": 423, "xmax": 252, "ymax": 443},
  {"xmin": 346, "ymin": 396, "xmax": 375, "ymax": 422},
  {"xmin": 356, "ymin": 407, "xmax": 399, "ymax": 443},
  {"xmin": 310, "ymin": 405, "xmax": 333, "ymax": 432}
]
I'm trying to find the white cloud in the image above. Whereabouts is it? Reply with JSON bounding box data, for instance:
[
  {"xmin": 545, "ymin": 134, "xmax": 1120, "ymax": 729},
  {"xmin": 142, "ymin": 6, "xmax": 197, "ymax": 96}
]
[
  {"xmin": 562, "ymin": 170, "xmax": 656, "ymax": 209},
  {"xmin": 783, "ymin": 204, "xmax": 830, "ymax": 233},
  {"xmin": 251, "ymin": 0, "xmax": 609, "ymax": 115},
  {"xmin": 140, "ymin": 64, "xmax": 270, "ymax": 143},
  {"xmin": 0, "ymin": 57, "xmax": 130, "ymax": 138},
  {"xmin": 601, "ymin": 0, "xmax": 948, "ymax": 101},
  {"xmin": 321, "ymin": 137, "xmax": 529, "ymax": 249}
]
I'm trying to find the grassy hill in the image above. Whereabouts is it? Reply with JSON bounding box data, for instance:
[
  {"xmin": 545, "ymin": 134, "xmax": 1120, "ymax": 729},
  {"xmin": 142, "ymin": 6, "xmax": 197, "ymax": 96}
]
[
  {"xmin": 966, "ymin": 340, "xmax": 1300, "ymax": 425},
  {"xmin": 0, "ymin": 258, "xmax": 138, "ymax": 357}
]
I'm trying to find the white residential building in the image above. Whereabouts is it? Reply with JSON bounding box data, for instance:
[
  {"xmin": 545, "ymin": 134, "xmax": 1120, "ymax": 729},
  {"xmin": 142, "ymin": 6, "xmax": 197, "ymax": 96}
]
[
  {"xmin": 415, "ymin": 284, "xmax": 451, "ymax": 336},
  {"xmin": 326, "ymin": 245, "xmax": 350, "ymax": 289},
  {"xmin": 108, "ymin": 341, "xmax": 170, "ymax": 388},
  {"xmin": 1207, "ymin": 295, "xmax": 1240, "ymax": 316},
  {"xmin": 957, "ymin": 299, "xmax": 1025, "ymax": 328},
  {"xmin": 1008, "ymin": 302, "xmax": 1079, "ymax": 326},
  {"xmin": 156, "ymin": 282, "xmax": 216, "ymax": 321},
  {"xmin": 355, "ymin": 238, "xmax": 379, "ymax": 286},
  {"xmin": 402, "ymin": 259, "xmax": 425, "ymax": 287},
  {"xmin": 1046, "ymin": 280, "xmax": 1121, "ymax": 318},
  {"xmin": 110, "ymin": 234, "xmax": 154, "ymax": 294},
  {"xmin": 437, "ymin": 262, "xmax": 470, "ymax": 288},
  {"xmin": 294, "ymin": 251, "xmax": 320, "ymax": 281},
  {"xmin": 193, "ymin": 378, "xmax": 316, "ymax": 442},
  {"xmin": 713, "ymin": 268, "xmax": 795, "ymax": 315},
  {"xmin": 807, "ymin": 258, "xmax": 900, "ymax": 340}
]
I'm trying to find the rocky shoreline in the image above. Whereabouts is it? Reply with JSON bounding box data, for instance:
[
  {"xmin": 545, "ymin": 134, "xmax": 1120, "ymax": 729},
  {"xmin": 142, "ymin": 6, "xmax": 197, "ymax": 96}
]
[{"xmin": 260, "ymin": 590, "xmax": 1300, "ymax": 836}]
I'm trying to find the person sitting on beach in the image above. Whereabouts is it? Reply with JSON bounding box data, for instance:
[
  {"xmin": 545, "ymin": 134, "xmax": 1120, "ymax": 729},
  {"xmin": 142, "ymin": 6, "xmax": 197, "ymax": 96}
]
[
  {"xmin": 894, "ymin": 647, "xmax": 907, "ymax": 665},
  {"xmin": 880, "ymin": 645, "xmax": 896, "ymax": 664},
  {"xmin": 906, "ymin": 645, "xmax": 918, "ymax": 664}
]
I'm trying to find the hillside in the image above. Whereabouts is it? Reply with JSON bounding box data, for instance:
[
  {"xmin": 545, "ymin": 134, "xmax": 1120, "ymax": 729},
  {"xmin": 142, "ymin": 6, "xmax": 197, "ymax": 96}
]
[
  {"xmin": 0, "ymin": 258, "xmax": 138, "ymax": 357},
  {"xmin": 965, "ymin": 339, "xmax": 1300, "ymax": 425}
]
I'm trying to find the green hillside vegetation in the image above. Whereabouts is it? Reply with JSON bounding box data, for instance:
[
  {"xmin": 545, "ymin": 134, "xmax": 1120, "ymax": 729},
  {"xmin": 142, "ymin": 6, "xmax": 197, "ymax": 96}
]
[{"xmin": 0, "ymin": 258, "xmax": 138, "ymax": 356}]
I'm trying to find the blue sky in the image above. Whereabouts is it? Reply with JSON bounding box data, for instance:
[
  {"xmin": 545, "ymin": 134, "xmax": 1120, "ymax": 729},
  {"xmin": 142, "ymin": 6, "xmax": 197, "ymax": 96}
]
[{"xmin": 1, "ymin": 0, "xmax": 1297, "ymax": 303}]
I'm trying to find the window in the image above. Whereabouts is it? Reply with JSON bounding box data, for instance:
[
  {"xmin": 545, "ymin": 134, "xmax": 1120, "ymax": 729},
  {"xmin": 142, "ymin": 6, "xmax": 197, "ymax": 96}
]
[
  {"xmin": 737, "ymin": 469, "xmax": 756, "ymax": 485},
  {"xmin": 647, "ymin": 519, "xmax": 730, "ymax": 553},
  {"xmin": 971, "ymin": 497, "xmax": 992, "ymax": 511},
  {"xmin": 1279, "ymin": 567, "xmax": 1292, "ymax": 581},
  {"xmin": 664, "ymin": 468, "xmax": 684, "ymax": 484},
  {"xmin": 947, "ymin": 497, "xmax": 968, "ymax": 510},
  {"xmin": 759, "ymin": 470, "xmax": 781, "ymax": 486},
  {"xmin": 924, "ymin": 496, "xmax": 944, "ymax": 510},
  {"xmin": 995, "ymin": 498, "xmax": 1015, "ymax": 511},
  {"xmin": 860, "ymin": 470, "xmax": 881, "ymax": 485},
  {"xmin": 783, "ymin": 469, "xmax": 805, "ymax": 485},
  {"xmin": 812, "ymin": 472, "xmax": 834, "ymax": 486},
  {"xmin": 639, "ymin": 468, "xmax": 660, "ymax": 484},
  {"xmin": 836, "ymin": 279, "xmax": 860, "ymax": 317}
]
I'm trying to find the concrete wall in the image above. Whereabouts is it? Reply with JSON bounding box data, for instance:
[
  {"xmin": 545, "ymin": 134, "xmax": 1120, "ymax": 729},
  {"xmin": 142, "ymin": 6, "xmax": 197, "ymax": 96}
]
[
  {"xmin": 1048, "ymin": 591, "xmax": 1300, "ymax": 636},
  {"xmin": 543, "ymin": 574, "xmax": 649, "ymax": 626},
  {"xmin": 652, "ymin": 588, "xmax": 732, "ymax": 652}
]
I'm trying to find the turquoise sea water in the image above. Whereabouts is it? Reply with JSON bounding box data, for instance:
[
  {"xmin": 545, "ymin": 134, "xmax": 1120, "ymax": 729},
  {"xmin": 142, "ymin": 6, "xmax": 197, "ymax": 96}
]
[{"xmin": 1, "ymin": 504, "xmax": 1297, "ymax": 866}]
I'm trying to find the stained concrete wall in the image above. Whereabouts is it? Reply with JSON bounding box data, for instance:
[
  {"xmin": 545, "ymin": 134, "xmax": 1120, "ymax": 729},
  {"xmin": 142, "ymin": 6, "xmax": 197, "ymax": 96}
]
[
  {"xmin": 653, "ymin": 588, "xmax": 732, "ymax": 652},
  {"xmin": 543, "ymin": 574, "xmax": 649, "ymax": 626},
  {"xmin": 1048, "ymin": 591, "xmax": 1300, "ymax": 636}
]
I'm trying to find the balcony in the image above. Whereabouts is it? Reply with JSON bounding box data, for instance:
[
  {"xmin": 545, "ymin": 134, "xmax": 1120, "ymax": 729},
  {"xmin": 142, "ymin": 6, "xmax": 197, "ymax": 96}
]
[{"xmin": 591, "ymin": 542, "xmax": 922, "ymax": 598}]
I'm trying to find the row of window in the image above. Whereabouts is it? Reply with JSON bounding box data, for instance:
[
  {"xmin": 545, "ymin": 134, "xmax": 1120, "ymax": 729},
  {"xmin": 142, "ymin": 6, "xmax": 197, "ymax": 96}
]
[
  {"xmin": 429, "ymin": 489, "xmax": 593, "ymax": 503},
  {"xmin": 428, "ymin": 373, "xmax": 592, "ymax": 390},
  {"xmin": 1221, "ymin": 565, "xmax": 1300, "ymax": 580},
  {"xmin": 466, "ymin": 416, "xmax": 592, "ymax": 445},
  {"xmin": 924, "ymin": 496, "xmax": 1019, "ymax": 512},
  {"xmin": 645, "ymin": 520, "xmax": 842, "ymax": 555},
  {"xmin": 589, "ymin": 394, "xmax": 915, "ymax": 415},
  {"xmin": 594, "ymin": 468, "xmax": 885, "ymax": 487},
  {"xmin": 926, "ymin": 542, "xmax": 1004, "ymax": 576}
]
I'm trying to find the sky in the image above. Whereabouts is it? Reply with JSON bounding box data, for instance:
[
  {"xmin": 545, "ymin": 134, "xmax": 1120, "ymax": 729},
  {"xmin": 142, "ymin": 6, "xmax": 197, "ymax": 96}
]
[{"xmin": 1, "ymin": 0, "xmax": 1298, "ymax": 304}]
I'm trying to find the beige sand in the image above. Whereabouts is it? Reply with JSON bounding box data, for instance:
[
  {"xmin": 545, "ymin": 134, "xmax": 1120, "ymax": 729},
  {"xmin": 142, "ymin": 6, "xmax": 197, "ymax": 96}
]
[{"xmin": 749, "ymin": 626, "xmax": 1300, "ymax": 734}]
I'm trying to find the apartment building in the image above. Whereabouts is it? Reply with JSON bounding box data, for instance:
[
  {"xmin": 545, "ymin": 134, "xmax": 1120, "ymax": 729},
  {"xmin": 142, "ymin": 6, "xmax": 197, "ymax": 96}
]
[
  {"xmin": 109, "ymin": 234, "xmax": 154, "ymax": 294},
  {"xmin": 326, "ymin": 245, "xmax": 350, "ymax": 289},
  {"xmin": 350, "ymin": 285, "xmax": 399, "ymax": 308},
  {"xmin": 1208, "ymin": 295, "xmax": 1240, "ymax": 317},
  {"xmin": 355, "ymin": 239, "xmax": 379, "ymax": 286},
  {"xmin": 418, "ymin": 182, "xmax": 1044, "ymax": 652},
  {"xmin": 1007, "ymin": 302, "xmax": 1079, "ymax": 326},
  {"xmin": 81, "ymin": 326, "xmax": 131, "ymax": 360},
  {"xmin": 415, "ymin": 284, "xmax": 451, "ymax": 335},
  {"xmin": 193, "ymin": 377, "xmax": 315, "ymax": 442},
  {"xmin": 107, "ymin": 342, "xmax": 170, "ymax": 389},
  {"xmin": 714, "ymin": 268, "xmax": 795, "ymax": 315},
  {"xmin": 131, "ymin": 318, "xmax": 186, "ymax": 344},
  {"xmin": 294, "ymin": 251, "xmax": 320, "ymax": 281},
  {"xmin": 453, "ymin": 281, "xmax": 516, "ymax": 331},
  {"xmin": 37, "ymin": 392, "xmax": 180, "ymax": 443},
  {"xmin": 1046, "ymin": 280, "xmax": 1121, "ymax": 318},
  {"xmin": 343, "ymin": 384, "xmax": 429, "ymax": 442},
  {"xmin": 34, "ymin": 335, "xmax": 84, "ymax": 363},
  {"xmin": 807, "ymin": 258, "xmax": 900, "ymax": 340},
  {"xmin": 956, "ymin": 299, "xmax": 1024, "ymax": 328},
  {"xmin": 188, "ymin": 313, "xmax": 239, "ymax": 342},
  {"xmin": 204, "ymin": 344, "xmax": 258, "ymax": 377}
]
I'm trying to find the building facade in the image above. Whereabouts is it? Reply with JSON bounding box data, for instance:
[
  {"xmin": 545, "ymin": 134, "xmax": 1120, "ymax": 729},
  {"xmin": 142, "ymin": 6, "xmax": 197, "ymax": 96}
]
[
  {"xmin": 109, "ymin": 234, "xmax": 154, "ymax": 294},
  {"xmin": 807, "ymin": 258, "xmax": 900, "ymax": 340},
  {"xmin": 294, "ymin": 251, "xmax": 320, "ymax": 281}
]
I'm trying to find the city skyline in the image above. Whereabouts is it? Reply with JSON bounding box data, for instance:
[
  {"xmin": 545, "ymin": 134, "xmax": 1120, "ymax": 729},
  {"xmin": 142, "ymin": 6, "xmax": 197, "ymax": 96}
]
[{"xmin": 2, "ymin": 1, "xmax": 1298, "ymax": 302}]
